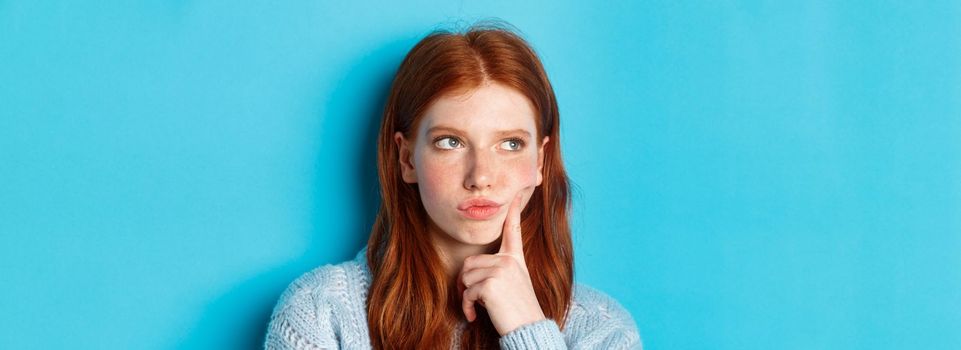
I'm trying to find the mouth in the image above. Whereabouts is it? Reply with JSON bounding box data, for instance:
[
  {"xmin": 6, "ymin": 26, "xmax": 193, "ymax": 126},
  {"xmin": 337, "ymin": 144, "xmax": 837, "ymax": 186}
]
[{"xmin": 457, "ymin": 198, "xmax": 503, "ymax": 220}]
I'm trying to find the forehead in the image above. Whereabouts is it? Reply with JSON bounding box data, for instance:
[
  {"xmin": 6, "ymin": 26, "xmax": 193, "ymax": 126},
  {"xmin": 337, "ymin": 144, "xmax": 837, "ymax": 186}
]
[{"xmin": 419, "ymin": 83, "xmax": 537, "ymax": 136}]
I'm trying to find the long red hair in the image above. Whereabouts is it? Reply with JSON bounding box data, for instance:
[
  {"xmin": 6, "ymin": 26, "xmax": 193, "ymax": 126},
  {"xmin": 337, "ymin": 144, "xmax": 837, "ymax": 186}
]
[{"xmin": 366, "ymin": 22, "xmax": 574, "ymax": 349}]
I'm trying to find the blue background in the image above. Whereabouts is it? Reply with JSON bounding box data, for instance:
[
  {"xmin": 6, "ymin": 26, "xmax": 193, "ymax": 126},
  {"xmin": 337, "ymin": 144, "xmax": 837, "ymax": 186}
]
[{"xmin": 2, "ymin": 1, "xmax": 959, "ymax": 349}]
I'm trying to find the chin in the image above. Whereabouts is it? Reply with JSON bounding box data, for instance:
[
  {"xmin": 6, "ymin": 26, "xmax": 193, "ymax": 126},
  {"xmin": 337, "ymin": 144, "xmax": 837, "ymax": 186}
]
[{"xmin": 451, "ymin": 225, "xmax": 501, "ymax": 246}]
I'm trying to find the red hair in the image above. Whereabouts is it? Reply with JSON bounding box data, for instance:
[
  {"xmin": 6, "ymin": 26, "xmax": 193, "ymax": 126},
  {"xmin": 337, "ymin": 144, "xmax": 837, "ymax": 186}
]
[{"xmin": 366, "ymin": 22, "xmax": 574, "ymax": 349}]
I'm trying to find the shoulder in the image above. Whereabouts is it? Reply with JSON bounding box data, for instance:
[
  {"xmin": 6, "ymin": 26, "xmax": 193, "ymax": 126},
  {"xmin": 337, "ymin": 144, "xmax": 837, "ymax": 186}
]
[
  {"xmin": 569, "ymin": 283, "xmax": 636, "ymax": 323},
  {"xmin": 264, "ymin": 251, "xmax": 371, "ymax": 349},
  {"xmin": 272, "ymin": 249, "xmax": 370, "ymax": 316},
  {"xmin": 562, "ymin": 283, "xmax": 643, "ymax": 349},
  {"xmin": 274, "ymin": 251, "xmax": 368, "ymax": 312}
]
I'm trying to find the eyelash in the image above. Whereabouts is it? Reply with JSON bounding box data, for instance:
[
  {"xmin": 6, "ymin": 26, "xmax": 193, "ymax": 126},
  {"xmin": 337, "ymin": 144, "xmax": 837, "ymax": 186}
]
[{"xmin": 431, "ymin": 135, "xmax": 526, "ymax": 152}]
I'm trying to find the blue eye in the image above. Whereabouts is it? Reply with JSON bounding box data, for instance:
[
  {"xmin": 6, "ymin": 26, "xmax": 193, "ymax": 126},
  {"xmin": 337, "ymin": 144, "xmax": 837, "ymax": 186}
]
[
  {"xmin": 500, "ymin": 138, "xmax": 525, "ymax": 151},
  {"xmin": 433, "ymin": 136, "xmax": 462, "ymax": 150}
]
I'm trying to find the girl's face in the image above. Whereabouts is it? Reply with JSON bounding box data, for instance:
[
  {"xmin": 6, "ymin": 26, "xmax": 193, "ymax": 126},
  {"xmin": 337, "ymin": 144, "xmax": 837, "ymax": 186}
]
[{"xmin": 394, "ymin": 83, "xmax": 548, "ymax": 249}]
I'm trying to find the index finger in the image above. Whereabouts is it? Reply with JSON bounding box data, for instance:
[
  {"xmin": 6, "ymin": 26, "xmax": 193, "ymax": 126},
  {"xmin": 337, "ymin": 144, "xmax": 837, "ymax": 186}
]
[{"xmin": 497, "ymin": 192, "xmax": 524, "ymax": 257}]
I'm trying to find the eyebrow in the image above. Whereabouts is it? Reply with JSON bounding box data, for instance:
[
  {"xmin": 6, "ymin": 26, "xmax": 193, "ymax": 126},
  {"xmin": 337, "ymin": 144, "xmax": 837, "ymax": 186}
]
[{"xmin": 426, "ymin": 126, "xmax": 532, "ymax": 139}]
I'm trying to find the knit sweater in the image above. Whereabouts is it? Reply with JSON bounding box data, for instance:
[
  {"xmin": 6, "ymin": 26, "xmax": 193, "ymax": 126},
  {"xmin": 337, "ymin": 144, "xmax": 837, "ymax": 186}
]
[{"xmin": 263, "ymin": 247, "xmax": 642, "ymax": 349}]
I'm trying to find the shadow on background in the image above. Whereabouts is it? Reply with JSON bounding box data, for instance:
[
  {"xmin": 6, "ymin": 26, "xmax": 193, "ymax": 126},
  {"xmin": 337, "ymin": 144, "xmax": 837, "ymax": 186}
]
[{"xmin": 176, "ymin": 37, "xmax": 412, "ymax": 349}]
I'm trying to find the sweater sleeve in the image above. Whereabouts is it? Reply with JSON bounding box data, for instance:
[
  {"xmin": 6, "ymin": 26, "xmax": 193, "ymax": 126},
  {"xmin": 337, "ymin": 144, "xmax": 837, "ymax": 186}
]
[
  {"xmin": 498, "ymin": 318, "xmax": 568, "ymax": 349},
  {"xmin": 499, "ymin": 285, "xmax": 642, "ymax": 350},
  {"xmin": 263, "ymin": 266, "xmax": 341, "ymax": 350}
]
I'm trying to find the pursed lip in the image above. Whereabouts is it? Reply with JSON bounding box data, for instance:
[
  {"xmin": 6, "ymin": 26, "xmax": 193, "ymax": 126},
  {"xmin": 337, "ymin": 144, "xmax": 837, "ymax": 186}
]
[{"xmin": 457, "ymin": 198, "xmax": 502, "ymax": 210}]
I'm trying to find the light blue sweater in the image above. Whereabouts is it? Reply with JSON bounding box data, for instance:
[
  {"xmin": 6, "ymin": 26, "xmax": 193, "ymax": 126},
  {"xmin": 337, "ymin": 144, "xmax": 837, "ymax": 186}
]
[{"xmin": 263, "ymin": 247, "xmax": 642, "ymax": 349}]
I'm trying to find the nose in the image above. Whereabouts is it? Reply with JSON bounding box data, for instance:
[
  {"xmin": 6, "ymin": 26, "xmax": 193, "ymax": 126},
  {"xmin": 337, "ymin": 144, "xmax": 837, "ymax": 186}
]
[{"xmin": 464, "ymin": 149, "xmax": 495, "ymax": 191}]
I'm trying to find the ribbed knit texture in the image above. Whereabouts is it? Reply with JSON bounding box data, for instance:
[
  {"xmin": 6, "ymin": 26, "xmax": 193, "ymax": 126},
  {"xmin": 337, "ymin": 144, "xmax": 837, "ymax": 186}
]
[{"xmin": 264, "ymin": 247, "xmax": 642, "ymax": 349}]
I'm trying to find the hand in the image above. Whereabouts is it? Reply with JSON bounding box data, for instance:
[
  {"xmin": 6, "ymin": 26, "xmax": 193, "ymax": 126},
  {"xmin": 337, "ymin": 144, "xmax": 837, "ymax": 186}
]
[{"xmin": 458, "ymin": 191, "xmax": 546, "ymax": 336}]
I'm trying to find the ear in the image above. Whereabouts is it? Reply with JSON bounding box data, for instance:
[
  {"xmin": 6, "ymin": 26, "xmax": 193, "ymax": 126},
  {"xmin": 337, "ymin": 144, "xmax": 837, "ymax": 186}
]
[
  {"xmin": 394, "ymin": 131, "xmax": 417, "ymax": 184},
  {"xmin": 394, "ymin": 131, "xmax": 418, "ymax": 184},
  {"xmin": 536, "ymin": 136, "xmax": 549, "ymax": 186}
]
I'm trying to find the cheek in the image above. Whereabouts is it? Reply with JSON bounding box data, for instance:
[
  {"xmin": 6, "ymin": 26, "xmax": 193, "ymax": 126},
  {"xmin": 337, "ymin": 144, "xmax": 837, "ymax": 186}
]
[
  {"xmin": 415, "ymin": 155, "xmax": 459, "ymax": 207},
  {"xmin": 507, "ymin": 156, "xmax": 539, "ymax": 187}
]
